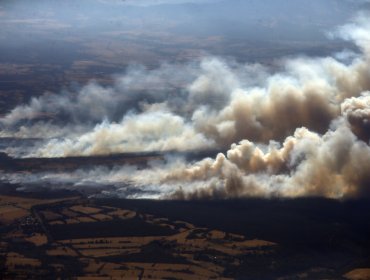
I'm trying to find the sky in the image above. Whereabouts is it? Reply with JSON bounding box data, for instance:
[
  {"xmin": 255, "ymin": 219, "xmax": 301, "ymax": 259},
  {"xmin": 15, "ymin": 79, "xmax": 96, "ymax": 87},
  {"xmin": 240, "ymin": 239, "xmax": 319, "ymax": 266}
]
[{"xmin": 1, "ymin": 0, "xmax": 370, "ymax": 199}]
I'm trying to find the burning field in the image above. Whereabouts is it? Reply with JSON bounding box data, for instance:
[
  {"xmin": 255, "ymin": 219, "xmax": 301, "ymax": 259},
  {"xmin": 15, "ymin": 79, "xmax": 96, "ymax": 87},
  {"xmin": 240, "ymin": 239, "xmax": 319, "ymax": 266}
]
[
  {"xmin": 1, "ymin": 0, "xmax": 370, "ymax": 278},
  {"xmin": 2, "ymin": 14, "xmax": 370, "ymax": 199}
]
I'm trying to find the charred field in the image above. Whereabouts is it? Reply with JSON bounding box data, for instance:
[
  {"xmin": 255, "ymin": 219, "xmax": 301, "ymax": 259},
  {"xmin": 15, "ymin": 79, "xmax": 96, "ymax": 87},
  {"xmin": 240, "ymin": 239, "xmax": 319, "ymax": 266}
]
[{"xmin": 0, "ymin": 183, "xmax": 370, "ymax": 279}]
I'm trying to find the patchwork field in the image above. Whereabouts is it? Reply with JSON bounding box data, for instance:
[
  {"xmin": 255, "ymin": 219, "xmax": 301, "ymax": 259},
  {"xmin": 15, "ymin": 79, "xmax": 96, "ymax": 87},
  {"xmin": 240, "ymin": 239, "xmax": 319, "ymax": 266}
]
[
  {"xmin": 0, "ymin": 190, "xmax": 370, "ymax": 279},
  {"xmin": 0, "ymin": 192, "xmax": 278, "ymax": 279}
]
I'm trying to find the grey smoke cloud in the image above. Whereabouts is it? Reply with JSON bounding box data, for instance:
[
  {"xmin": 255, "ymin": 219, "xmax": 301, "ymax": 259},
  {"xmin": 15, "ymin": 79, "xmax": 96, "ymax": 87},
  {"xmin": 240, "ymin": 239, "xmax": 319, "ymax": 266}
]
[
  {"xmin": 0, "ymin": 62, "xmax": 199, "ymax": 128},
  {"xmin": 0, "ymin": 58, "xmax": 269, "ymax": 156},
  {"xmin": 166, "ymin": 113, "xmax": 370, "ymax": 199},
  {"xmin": 1, "ymin": 14, "xmax": 370, "ymax": 199}
]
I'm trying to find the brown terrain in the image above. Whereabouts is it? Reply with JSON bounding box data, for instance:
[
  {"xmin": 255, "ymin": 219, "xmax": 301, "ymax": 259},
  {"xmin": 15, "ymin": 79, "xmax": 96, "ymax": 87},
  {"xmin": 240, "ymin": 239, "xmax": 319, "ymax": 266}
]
[
  {"xmin": 0, "ymin": 184, "xmax": 369, "ymax": 279},
  {"xmin": 0, "ymin": 192, "xmax": 278, "ymax": 279}
]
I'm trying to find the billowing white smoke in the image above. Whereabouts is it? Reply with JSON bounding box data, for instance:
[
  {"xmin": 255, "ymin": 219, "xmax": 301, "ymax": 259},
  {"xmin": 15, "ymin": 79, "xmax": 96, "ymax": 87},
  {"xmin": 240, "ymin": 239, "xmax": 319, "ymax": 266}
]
[
  {"xmin": 165, "ymin": 105, "xmax": 370, "ymax": 199},
  {"xmin": 162, "ymin": 15, "xmax": 370, "ymax": 199},
  {"xmin": 1, "ymin": 15, "xmax": 370, "ymax": 199},
  {"xmin": 30, "ymin": 50, "xmax": 370, "ymax": 157},
  {"xmin": 0, "ymin": 62, "xmax": 201, "ymax": 138},
  {"xmin": 37, "ymin": 111, "xmax": 213, "ymax": 157},
  {"xmin": 0, "ymin": 59, "xmax": 269, "ymax": 156}
]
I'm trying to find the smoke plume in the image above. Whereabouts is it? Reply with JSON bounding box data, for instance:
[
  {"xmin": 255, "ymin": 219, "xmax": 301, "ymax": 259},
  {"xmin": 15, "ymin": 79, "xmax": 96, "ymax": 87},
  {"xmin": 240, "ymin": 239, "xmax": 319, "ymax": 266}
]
[{"xmin": 1, "ymin": 14, "xmax": 370, "ymax": 199}]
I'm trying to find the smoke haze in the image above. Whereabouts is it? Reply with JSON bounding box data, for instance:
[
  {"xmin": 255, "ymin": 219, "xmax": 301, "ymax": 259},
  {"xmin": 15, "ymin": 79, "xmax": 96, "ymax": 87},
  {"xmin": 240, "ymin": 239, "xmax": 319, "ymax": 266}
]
[{"xmin": 1, "ymin": 4, "xmax": 370, "ymax": 199}]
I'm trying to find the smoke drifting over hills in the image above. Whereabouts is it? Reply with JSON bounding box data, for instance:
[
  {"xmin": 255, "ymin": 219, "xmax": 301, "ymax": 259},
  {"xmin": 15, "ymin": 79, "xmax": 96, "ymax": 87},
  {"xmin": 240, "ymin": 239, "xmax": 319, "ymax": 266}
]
[{"xmin": 1, "ymin": 13, "xmax": 370, "ymax": 199}]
